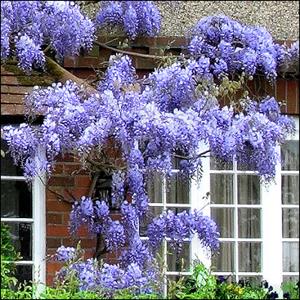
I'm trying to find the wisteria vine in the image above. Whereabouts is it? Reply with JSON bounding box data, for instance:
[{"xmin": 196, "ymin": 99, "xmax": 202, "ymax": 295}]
[{"xmin": 1, "ymin": 2, "xmax": 298, "ymax": 294}]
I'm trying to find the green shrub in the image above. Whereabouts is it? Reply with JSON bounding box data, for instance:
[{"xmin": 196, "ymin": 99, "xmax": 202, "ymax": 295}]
[
  {"xmin": 281, "ymin": 280, "xmax": 300, "ymax": 299},
  {"xmin": 1, "ymin": 222, "xmax": 21, "ymax": 293}
]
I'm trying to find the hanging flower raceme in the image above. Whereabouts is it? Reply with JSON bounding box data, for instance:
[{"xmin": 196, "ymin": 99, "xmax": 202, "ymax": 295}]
[
  {"xmin": 147, "ymin": 209, "xmax": 220, "ymax": 252},
  {"xmin": 1, "ymin": 1, "xmax": 95, "ymax": 70},
  {"xmin": 187, "ymin": 15, "xmax": 293, "ymax": 80},
  {"xmin": 96, "ymin": 1, "xmax": 161, "ymax": 39}
]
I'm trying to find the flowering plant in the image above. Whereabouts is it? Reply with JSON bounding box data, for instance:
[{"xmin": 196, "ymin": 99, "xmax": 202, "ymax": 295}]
[{"xmin": 1, "ymin": 1, "xmax": 298, "ymax": 294}]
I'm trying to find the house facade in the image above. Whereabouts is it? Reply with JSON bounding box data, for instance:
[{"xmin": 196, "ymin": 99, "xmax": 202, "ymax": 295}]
[{"xmin": 1, "ymin": 1, "xmax": 299, "ymax": 293}]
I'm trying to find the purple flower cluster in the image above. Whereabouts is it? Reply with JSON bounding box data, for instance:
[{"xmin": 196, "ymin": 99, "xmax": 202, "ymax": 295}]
[
  {"xmin": 15, "ymin": 34, "xmax": 45, "ymax": 73},
  {"xmin": 187, "ymin": 15, "xmax": 289, "ymax": 80},
  {"xmin": 2, "ymin": 11, "xmax": 298, "ymax": 292},
  {"xmin": 104, "ymin": 220, "xmax": 126, "ymax": 251},
  {"xmin": 55, "ymin": 245, "xmax": 76, "ymax": 262},
  {"xmin": 69, "ymin": 196, "xmax": 109, "ymax": 236},
  {"xmin": 147, "ymin": 209, "xmax": 220, "ymax": 252},
  {"xmin": 1, "ymin": 1, "xmax": 95, "ymax": 70},
  {"xmin": 96, "ymin": 1, "xmax": 161, "ymax": 39},
  {"xmin": 57, "ymin": 258, "xmax": 153, "ymax": 293}
]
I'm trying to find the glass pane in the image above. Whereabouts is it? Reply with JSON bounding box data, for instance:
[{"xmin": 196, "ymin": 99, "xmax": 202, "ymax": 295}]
[
  {"xmin": 166, "ymin": 174, "xmax": 190, "ymax": 204},
  {"xmin": 210, "ymin": 156, "xmax": 233, "ymax": 170},
  {"xmin": 283, "ymin": 242, "xmax": 299, "ymax": 272},
  {"xmin": 1, "ymin": 138, "xmax": 24, "ymax": 176},
  {"xmin": 282, "ymin": 208, "xmax": 299, "ymax": 238},
  {"xmin": 4, "ymin": 222, "xmax": 32, "ymax": 260},
  {"xmin": 281, "ymin": 141, "xmax": 299, "ymax": 171},
  {"xmin": 210, "ymin": 174, "xmax": 233, "ymax": 204},
  {"xmin": 146, "ymin": 174, "xmax": 163, "ymax": 203},
  {"xmin": 1, "ymin": 181, "xmax": 32, "ymax": 218},
  {"xmin": 237, "ymin": 175, "xmax": 260, "ymax": 204},
  {"xmin": 211, "ymin": 208, "xmax": 234, "ymax": 238},
  {"xmin": 211, "ymin": 242, "xmax": 234, "ymax": 272},
  {"xmin": 238, "ymin": 276, "xmax": 262, "ymax": 286},
  {"xmin": 237, "ymin": 161, "xmax": 253, "ymax": 171},
  {"xmin": 238, "ymin": 242, "xmax": 261, "ymax": 272},
  {"xmin": 167, "ymin": 242, "xmax": 191, "ymax": 272},
  {"xmin": 140, "ymin": 206, "xmax": 163, "ymax": 237},
  {"xmin": 238, "ymin": 208, "xmax": 261, "ymax": 238},
  {"xmin": 282, "ymin": 175, "xmax": 299, "ymax": 205},
  {"xmin": 15, "ymin": 265, "xmax": 32, "ymax": 285},
  {"xmin": 167, "ymin": 207, "xmax": 190, "ymax": 215},
  {"xmin": 282, "ymin": 275, "xmax": 299, "ymax": 283}
]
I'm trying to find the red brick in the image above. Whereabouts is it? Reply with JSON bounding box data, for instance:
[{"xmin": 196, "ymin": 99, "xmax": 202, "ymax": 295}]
[
  {"xmin": 64, "ymin": 164, "xmax": 87, "ymax": 175},
  {"xmin": 285, "ymin": 80, "xmax": 298, "ymax": 115},
  {"xmin": 287, "ymin": 80, "xmax": 298, "ymax": 102},
  {"xmin": 47, "ymin": 225, "xmax": 70, "ymax": 237},
  {"xmin": 52, "ymin": 164, "xmax": 64, "ymax": 175},
  {"xmin": 62, "ymin": 238, "xmax": 95, "ymax": 249},
  {"xmin": 68, "ymin": 188, "xmax": 91, "ymax": 199},
  {"xmin": 56, "ymin": 153, "xmax": 75, "ymax": 162},
  {"xmin": 47, "ymin": 262, "xmax": 63, "ymax": 274},
  {"xmin": 75, "ymin": 176, "xmax": 92, "ymax": 187},
  {"xmin": 47, "ymin": 200, "xmax": 72, "ymax": 212},
  {"xmin": 1, "ymin": 103, "xmax": 24, "ymax": 115},
  {"xmin": 276, "ymin": 78, "xmax": 287, "ymax": 101},
  {"xmin": 48, "ymin": 176, "xmax": 75, "ymax": 187},
  {"xmin": 46, "ymin": 273, "xmax": 55, "ymax": 286},
  {"xmin": 47, "ymin": 213, "xmax": 63, "ymax": 224},
  {"xmin": 47, "ymin": 237, "xmax": 62, "ymax": 248}
]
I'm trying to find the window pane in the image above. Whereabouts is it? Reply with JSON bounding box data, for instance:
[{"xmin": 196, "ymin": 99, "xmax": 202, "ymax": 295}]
[
  {"xmin": 238, "ymin": 276, "xmax": 263, "ymax": 286},
  {"xmin": 237, "ymin": 175, "xmax": 260, "ymax": 204},
  {"xmin": 4, "ymin": 222, "xmax": 32, "ymax": 260},
  {"xmin": 211, "ymin": 242, "xmax": 234, "ymax": 272},
  {"xmin": 210, "ymin": 174, "xmax": 233, "ymax": 204},
  {"xmin": 167, "ymin": 242, "xmax": 190, "ymax": 272},
  {"xmin": 282, "ymin": 175, "xmax": 299, "ymax": 205},
  {"xmin": 282, "ymin": 275, "xmax": 300, "ymax": 283},
  {"xmin": 1, "ymin": 181, "xmax": 32, "ymax": 218},
  {"xmin": 238, "ymin": 242, "xmax": 261, "ymax": 272},
  {"xmin": 15, "ymin": 265, "xmax": 32, "ymax": 285},
  {"xmin": 211, "ymin": 208, "xmax": 234, "ymax": 238},
  {"xmin": 167, "ymin": 207, "xmax": 190, "ymax": 214},
  {"xmin": 237, "ymin": 161, "xmax": 253, "ymax": 171},
  {"xmin": 282, "ymin": 208, "xmax": 299, "ymax": 238},
  {"xmin": 238, "ymin": 208, "xmax": 261, "ymax": 238},
  {"xmin": 166, "ymin": 174, "xmax": 190, "ymax": 204},
  {"xmin": 146, "ymin": 174, "xmax": 163, "ymax": 203},
  {"xmin": 281, "ymin": 141, "xmax": 299, "ymax": 171},
  {"xmin": 283, "ymin": 242, "xmax": 299, "ymax": 272},
  {"xmin": 140, "ymin": 206, "xmax": 163, "ymax": 237},
  {"xmin": 210, "ymin": 157, "xmax": 233, "ymax": 170},
  {"xmin": 1, "ymin": 139, "xmax": 24, "ymax": 176}
]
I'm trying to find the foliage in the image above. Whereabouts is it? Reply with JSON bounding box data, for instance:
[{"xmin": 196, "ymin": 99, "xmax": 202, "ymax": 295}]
[
  {"xmin": 1, "ymin": 223, "xmax": 20, "ymax": 291},
  {"xmin": 52, "ymin": 242, "xmax": 162, "ymax": 296},
  {"xmin": 281, "ymin": 280, "xmax": 300, "ymax": 299},
  {"xmin": 1, "ymin": 1, "xmax": 299, "ymax": 294},
  {"xmin": 168, "ymin": 262, "xmax": 280, "ymax": 299}
]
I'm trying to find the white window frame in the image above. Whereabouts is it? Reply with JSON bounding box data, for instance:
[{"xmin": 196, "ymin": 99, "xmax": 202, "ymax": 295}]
[
  {"xmin": 280, "ymin": 117, "xmax": 299, "ymax": 282},
  {"xmin": 1, "ymin": 148, "xmax": 46, "ymax": 288},
  {"xmin": 144, "ymin": 117, "xmax": 299, "ymax": 295},
  {"xmin": 194, "ymin": 117, "xmax": 299, "ymax": 293}
]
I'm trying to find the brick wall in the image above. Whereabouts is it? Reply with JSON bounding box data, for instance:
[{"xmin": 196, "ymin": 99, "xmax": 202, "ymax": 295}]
[{"xmin": 45, "ymin": 154, "xmax": 93, "ymax": 284}]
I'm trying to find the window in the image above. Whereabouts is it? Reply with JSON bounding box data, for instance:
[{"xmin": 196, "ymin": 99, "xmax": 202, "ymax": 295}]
[
  {"xmin": 281, "ymin": 133, "xmax": 299, "ymax": 282},
  {"xmin": 209, "ymin": 157, "xmax": 262, "ymax": 285},
  {"xmin": 1, "ymin": 137, "xmax": 46, "ymax": 286},
  {"xmin": 142, "ymin": 157, "xmax": 192, "ymax": 295},
  {"xmin": 207, "ymin": 117, "xmax": 299, "ymax": 290}
]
